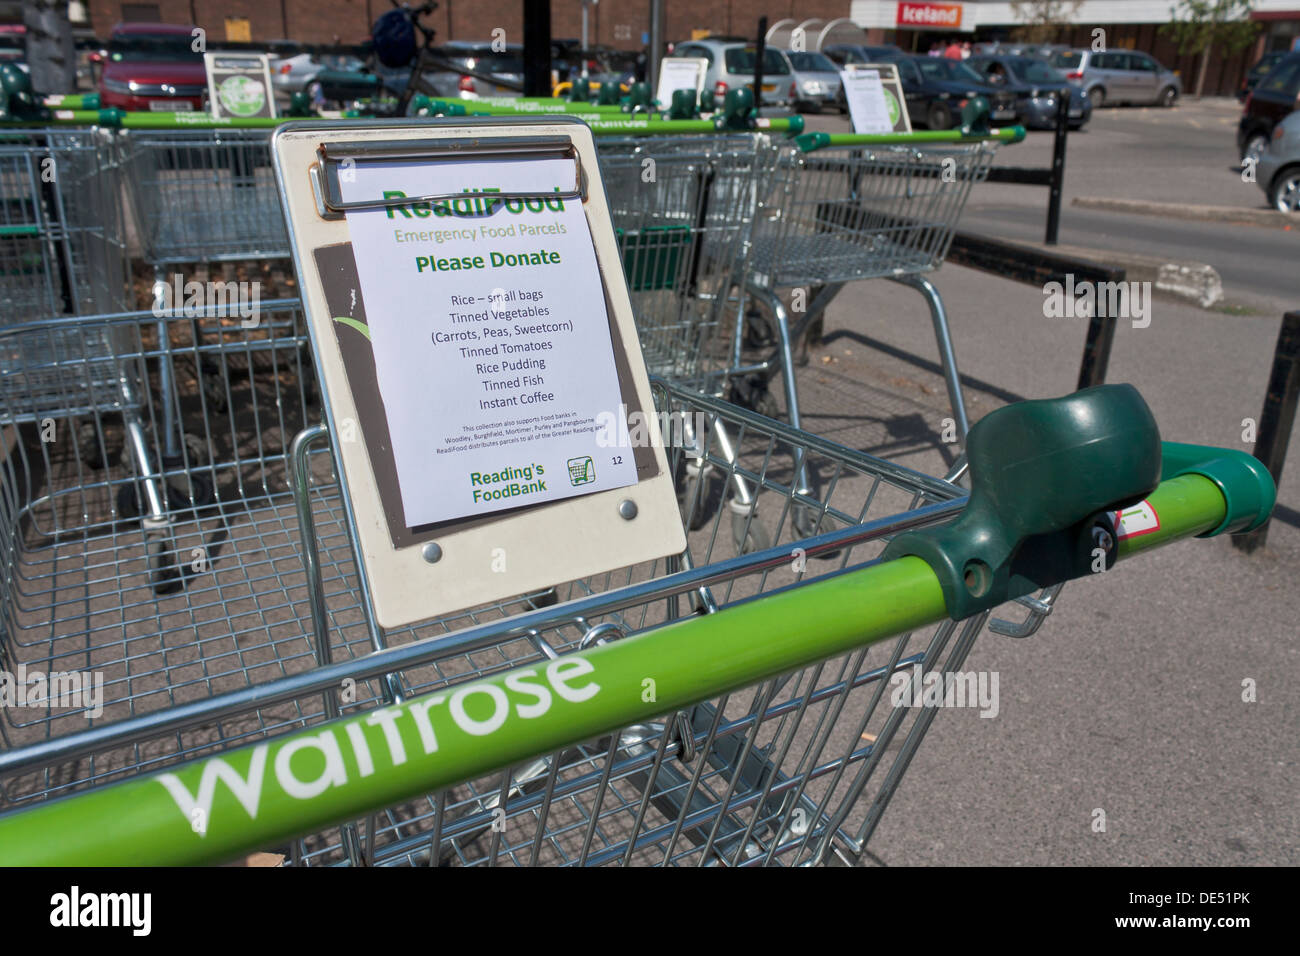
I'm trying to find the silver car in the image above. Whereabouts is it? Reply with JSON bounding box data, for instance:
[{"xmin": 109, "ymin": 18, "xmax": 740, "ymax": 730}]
[
  {"xmin": 781, "ymin": 49, "xmax": 843, "ymax": 113},
  {"xmin": 668, "ymin": 39, "xmax": 793, "ymax": 108},
  {"xmin": 1257, "ymin": 110, "xmax": 1300, "ymax": 212},
  {"xmin": 1049, "ymin": 48, "xmax": 1181, "ymax": 107}
]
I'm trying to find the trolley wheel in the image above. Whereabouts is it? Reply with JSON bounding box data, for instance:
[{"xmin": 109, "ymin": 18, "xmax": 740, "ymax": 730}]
[
  {"xmin": 116, "ymin": 472, "xmax": 215, "ymax": 520},
  {"xmin": 680, "ymin": 460, "xmax": 726, "ymax": 531},
  {"xmin": 75, "ymin": 419, "xmax": 111, "ymax": 470},
  {"xmin": 743, "ymin": 307, "xmax": 776, "ymax": 349},
  {"xmin": 147, "ymin": 536, "xmax": 184, "ymax": 595},
  {"xmin": 731, "ymin": 510, "xmax": 772, "ymax": 555},
  {"xmin": 730, "ymin": 375, "xmax": 782, "ymax": 421},
  {"xmin": 200, "ymin": 360, "xmax": 229, "ymax": 413}
]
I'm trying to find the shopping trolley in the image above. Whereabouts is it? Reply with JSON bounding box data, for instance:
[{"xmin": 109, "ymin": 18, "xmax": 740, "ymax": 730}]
[
  {"xmin": 0, "ymin": 300, "xmax": 336, "ymax": 748},
  {"xmin": 0, "ymin": 379, "xmax": 1273, "ymax": 866},
  {"xmin": 743, "ymin": 130, "xmax": 1014, "ymax": 441},
  {"xmin": 596, "ymin": 133, "xmax": 780, "ymax": 391},
  {"xmin": 118, "ymin": 127, "xmax": 289, "ymax": 268},
  {"xmin": 0, "ymin": 128, "xmax": 129, "ymax": 318}
]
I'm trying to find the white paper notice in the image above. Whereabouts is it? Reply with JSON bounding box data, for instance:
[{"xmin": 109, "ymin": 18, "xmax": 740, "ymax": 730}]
[
  {"xmin": 842, "ymin": 69, "xmax": 894, "ymax": 134},
  {"xmin": 340, "ymin": 156, "xmax": 638, "ymax": 527},
  {"xmin": 655, "ymin": 58, "xmax": 705, "ymax": 107}
]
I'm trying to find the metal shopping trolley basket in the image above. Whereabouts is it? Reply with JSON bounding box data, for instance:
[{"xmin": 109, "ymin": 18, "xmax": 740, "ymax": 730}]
[
  {"xmin": 0, "ymin": 300, "xmax": 336, "ymax": 746},
  {"xmin": 0, "ymin": 128, "xmax": 129, "ymax": 318},
  {"xmin": 743, "ymin": 130, "xmax": 1014, "ymax": 440},
  {"xmin": 597, "ymin": 133, "xmax": 781, "ymax": 391},
  {"xmin": 0, "ymin": 380, "xmax": 1273, "ymax": 866},
  {"xmin": 118, "ymin": 126, "xmax": 289, "ymax": 269}
]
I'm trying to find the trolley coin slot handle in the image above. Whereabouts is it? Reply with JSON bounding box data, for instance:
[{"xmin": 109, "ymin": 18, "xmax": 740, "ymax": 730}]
[{"xmin": 310, "ymin": 136, "xmax": 588, "ymax": 220}]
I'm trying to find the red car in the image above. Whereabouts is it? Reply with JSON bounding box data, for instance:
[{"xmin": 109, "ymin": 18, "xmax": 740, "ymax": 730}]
[{"xmin": 95, "ymin": 23, "xmax": 207, "ymax": 112}]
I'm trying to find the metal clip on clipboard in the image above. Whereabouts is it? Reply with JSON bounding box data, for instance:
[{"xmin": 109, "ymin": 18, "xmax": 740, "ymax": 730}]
[{"xmin": 309, "ymin": 136, "xmax": 589, "ymax": 220}]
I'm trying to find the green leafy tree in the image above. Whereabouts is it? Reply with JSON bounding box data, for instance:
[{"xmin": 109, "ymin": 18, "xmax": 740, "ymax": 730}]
[
  {"xmin": 1162, "ymin": 0, "xmax": 1260, "ymax": 98},
  {"xmin": 1011, "ymin": 1, "xmax": 1082, "ymax": 44}
]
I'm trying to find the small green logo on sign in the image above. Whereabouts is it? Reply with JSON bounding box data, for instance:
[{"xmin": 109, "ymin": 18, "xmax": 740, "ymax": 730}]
[
  {"xmin": 884, "ymin": 88, "xmax": 901, "ymax": 126},
  {"xmin": 567, "ymin": 456, "xmax": 595, "ymax": 486},
  {"xmin": 218, "ymin": 75, "xmax": 266, "ymax": 117}
]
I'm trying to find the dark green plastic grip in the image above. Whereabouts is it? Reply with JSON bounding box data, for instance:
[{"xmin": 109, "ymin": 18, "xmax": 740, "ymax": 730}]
[
  {"xmin": 882, "ymin": 385, "xmax": 1163, "ymax": 620},
  {"xmin": 1159, "ymin": 441, "xmax": 1275, "ymax": 537}
]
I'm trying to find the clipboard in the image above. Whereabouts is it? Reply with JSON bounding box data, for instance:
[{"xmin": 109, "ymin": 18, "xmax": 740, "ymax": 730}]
[
  {"xmin": 272, "ymin": 118, "xmax": 686, "ymax": 629},
  {"xmin": 842, "ymin": 63, "xmax": 912, "ymax": 134}
]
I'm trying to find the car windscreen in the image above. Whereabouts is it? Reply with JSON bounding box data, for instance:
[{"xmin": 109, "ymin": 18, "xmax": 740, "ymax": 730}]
[
  {"xmin": 1011, "ymin": 59, "xmax": 1066, "ymax": 83},
  {"xmin": 917, "ymin": 58, "xmax": 984, "ymax": 84},
  {"xmin": 1050, "ymin": 51, "xmax": 1083, "ymax": 70},
  {"xmin": 724, "ymin": 48, "xmax": 790, "ymax": 75},
  {"xmin": 786, "ymin": 51, "xmax": 835, "ymax": 72},
  {"xmin": 107, "ymin": 35, "xmax": 203, "ymax": 63}
]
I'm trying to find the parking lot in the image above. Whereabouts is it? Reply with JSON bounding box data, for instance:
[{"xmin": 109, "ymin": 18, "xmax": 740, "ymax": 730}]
[
  {"xmin": 781, "ymin": 98, "xmax": 1299, "ymax": 865},
  {"xmin": 2, "ymin": 24, "xmax": 1297, "ymax": 872}
]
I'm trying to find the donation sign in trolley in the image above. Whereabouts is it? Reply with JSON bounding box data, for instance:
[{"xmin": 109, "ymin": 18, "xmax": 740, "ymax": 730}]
[{"xmin": 0, "ymin": 116, "xmax": 1277, "ymax": 868}]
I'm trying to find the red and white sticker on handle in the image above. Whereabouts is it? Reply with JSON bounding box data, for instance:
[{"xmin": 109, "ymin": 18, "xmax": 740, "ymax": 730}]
[{"xmin": 1113, "ymin": 500, "xmax": 1160, "ymax": 540}]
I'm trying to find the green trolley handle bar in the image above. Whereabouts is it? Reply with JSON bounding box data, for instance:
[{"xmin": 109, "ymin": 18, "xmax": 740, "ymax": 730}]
[
  {"xmin": 795, "ymin": 127, "xmax": 1026, "ymax": 151},
  {"xmin": 0, "ymin": 429, "xmax": 1271, "ymax": 865}
]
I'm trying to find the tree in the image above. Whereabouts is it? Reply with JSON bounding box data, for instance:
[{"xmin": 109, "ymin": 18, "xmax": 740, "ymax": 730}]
[
  {"xmin": 1162, "ymin": 0, "xmax": 1260, "ymax": 98},
  {"xmin": 22, "ymin": 1, "xmax": 76, "ymax": 95},
  {"xmin": 1010, "ymin": 0, "xmax": 1082, "ymax": 44}
]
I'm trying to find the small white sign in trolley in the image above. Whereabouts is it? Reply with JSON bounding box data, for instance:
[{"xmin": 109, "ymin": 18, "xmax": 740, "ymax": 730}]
[
  {"xmin": 655, "ymin": 58, "xmax": 707, "ymax": 108},
  {"xmin": 273, "ymin": 119, "xmax": 685, "ymax": 627}
]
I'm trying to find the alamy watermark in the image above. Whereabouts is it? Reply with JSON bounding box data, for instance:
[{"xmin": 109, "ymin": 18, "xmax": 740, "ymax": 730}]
[
  {"xmin": 0, "ymin": 664, "xmax": 104, "ymax": 718},
  {"xmin": 889, "ymin": 664, "xmax": 999, "ymax": 718},
  {"xmin": 152, "ymin": 273, "xmax": 261, "ymax": 327},
  {"xmin": 1042, "ymin": 275, "xmax": 1151, "ymax": 329},
  {"xmin": 595, "ymin": 403, "xmax": 708, "ymax": 456}
]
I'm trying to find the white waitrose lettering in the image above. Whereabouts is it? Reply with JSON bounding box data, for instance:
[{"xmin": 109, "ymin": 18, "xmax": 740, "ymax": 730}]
[{"xmin": 158, "ymin": 658, "xmax": 602, "ymax": 829}]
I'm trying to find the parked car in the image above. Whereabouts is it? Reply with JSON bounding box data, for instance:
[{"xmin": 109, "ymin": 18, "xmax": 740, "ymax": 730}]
[
  {"xmin": 0, "ymin": 24, "xmax": 26, "ymax": 73},
  {"xmin": 1238, "ymin": 52, "xmax": 1300, "ymax": 166},
  {"xmin": 821, "ymin": 43, "xmax": 903, "ymax": 68},
  {"xmin": 1257, "ymin": 109, "xmax": 1300, "ymax": 212},
  {"xmin": 875, "ymin": 53, "xmax": 1017, "ymax": 130},
  {"xmin": 781, "ymin": 49, "xmax": 843, "ymax": 113},
  {"xmin": 668, "ymin": 39, "xmax": 793, "ymax": 109},
  {"xmin": 1239, "ymin": 51, "xmax": 1289, "ymax": 101},
  {"xmin": 95, "ymin": 22, "xmax": 206, "ymax": 112},
  {"xmin": 425, "ymin": 41, "xmax": 525, "ymax": 99},
  {"xmin": 968, "ymin": 54, "xmax": 1091, "ymax": 129},
  {"xmin": 271, "ymin": 51, "xmax": 365, "ymax": 95},
  {"xmin": 1048, "ymin": 48, "xmax": 1181, "ymax": 107}
]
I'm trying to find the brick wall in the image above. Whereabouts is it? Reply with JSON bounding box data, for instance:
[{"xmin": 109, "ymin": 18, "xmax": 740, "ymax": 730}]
[{"xmin": 86, "ymin": 0, "xmax": 855, "ymax": 50}]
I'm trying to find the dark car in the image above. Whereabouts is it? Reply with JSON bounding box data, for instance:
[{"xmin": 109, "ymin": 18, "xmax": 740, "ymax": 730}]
[
  {"xmin": 877, "ymin": 53, "xmax": 1017, "ymax": 130},
  {"xmin": 95, "ymin": 22, "xmax": 206, "ymax": 112},
  {"xmin": 1238, "ymin": 52, "xmax": 1300, "ymax": 166},
  {"xmin": 1239, "ymin": 51, "xmax": 1288, "ymax": 102},
  {"xmin": 968, "ymin": 54, "xmax": 1091, "ymax": 130},
  {"xmin": 822, "ymin": 43, "xmax": 903, "ymax": 67}
]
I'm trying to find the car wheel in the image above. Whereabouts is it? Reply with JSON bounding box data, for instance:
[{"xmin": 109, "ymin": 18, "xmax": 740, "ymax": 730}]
[
  {"xmin": 1089, "ymin": 86, "xmax": 1105, "ymax": 108},
  {"xmin": 1241, "ymin": 132, "xmax": 1269, "ymax": 168},
  {"xmin": 1159, "ymin": 85, "xmax": 1177, "ymax": 107},
  {"xmin": 1269, "ymin": 167, "xmax": 1300, "ymax": 213},
  {"xmin": 926, "ymin": 101, "xmax": 953, "ymax": 130}
]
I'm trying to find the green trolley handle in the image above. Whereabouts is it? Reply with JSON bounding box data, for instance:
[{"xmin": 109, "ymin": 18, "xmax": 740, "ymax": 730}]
[{"xmin": 0, "ymin": 387, "xmax": 1273, "ymax": 865}]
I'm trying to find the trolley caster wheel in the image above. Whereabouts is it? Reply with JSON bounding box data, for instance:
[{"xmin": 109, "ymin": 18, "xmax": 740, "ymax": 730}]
[
  {"xmin": 731, "ymin": 508, "xmax": 772, "ymax": 555},
  {"xmin": 75, "ymin": 419, "xmax": 112, "ymax": 469},
  {"xmin": 679, "ymin": 459, "xmax": 725, "ymax": 531},
  {"xmin": 731, "ymin": 375, "xmax": 782, "ymax": 421},
  {"xmin": 744, "ymin": 308, "xmax": 776, "ymax": 349},
  {"xmin": 146, "ymin": 532, "xmax": 184, "ymax": 596},
  {"xmin": 116, "ymin": 471, "xmax": 215, "ymax": 519}
]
